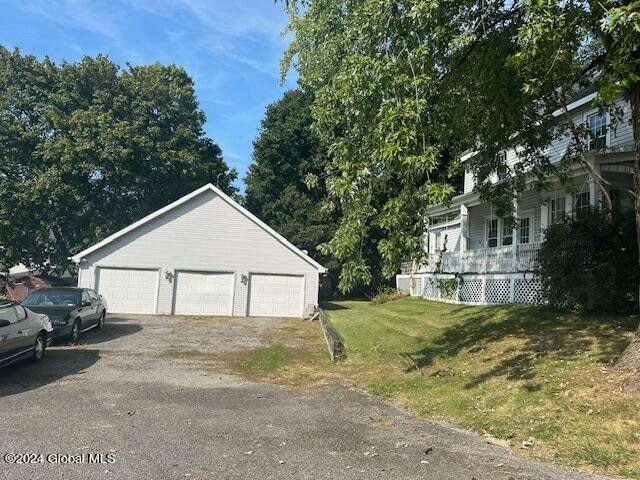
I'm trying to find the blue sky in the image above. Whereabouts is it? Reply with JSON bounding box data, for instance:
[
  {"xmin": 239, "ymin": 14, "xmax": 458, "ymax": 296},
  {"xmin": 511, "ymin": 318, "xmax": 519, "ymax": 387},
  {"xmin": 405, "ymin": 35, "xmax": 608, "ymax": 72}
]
[{"xmin": 0, "ymin": 0, "xmax": 296, "ymax": 190}]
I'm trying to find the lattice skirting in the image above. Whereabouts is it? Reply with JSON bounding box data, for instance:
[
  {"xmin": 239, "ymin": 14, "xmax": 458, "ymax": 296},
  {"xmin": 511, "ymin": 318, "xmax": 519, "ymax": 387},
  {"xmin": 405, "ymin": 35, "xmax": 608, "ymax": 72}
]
[
  {"xmin": 397, "ymin": 273, "xmax": 544, "ymax": 305},
  {"xmin": 459, "ymin": 279, "xmax": 483, "ymax": 303}
]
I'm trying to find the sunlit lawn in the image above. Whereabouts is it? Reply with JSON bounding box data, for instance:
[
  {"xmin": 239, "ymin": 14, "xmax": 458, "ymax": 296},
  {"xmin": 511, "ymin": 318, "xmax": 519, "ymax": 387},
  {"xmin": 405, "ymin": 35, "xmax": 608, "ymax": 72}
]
[{"xmin": 234, "ymin": 297, "xmax": 640, "ymax": 478}]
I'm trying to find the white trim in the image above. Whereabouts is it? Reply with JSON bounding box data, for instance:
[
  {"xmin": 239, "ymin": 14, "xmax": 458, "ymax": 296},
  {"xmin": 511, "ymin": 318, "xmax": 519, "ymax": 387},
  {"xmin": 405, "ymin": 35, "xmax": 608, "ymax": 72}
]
[
  {"xmin": 583, "ymin": 108, "xmax": 610, "ymax": 150},
  {"xmin": 601, "ymin": 164, "xmax": 634, "ymax": 174},
  {"xmin": 484, "ymin": 215, "xmax": 500, "ymax": 247},
  {"xmin": 460, "ymin": 150, "xmax": 478, "ymax": 163},
  {"xmin": 430, "ymin": 218, "xmax": 461, "ymax": 230},
  {"xmin": 230, "ymin": 271, "xmax": 238, "ymax": 317},
  {"xmin": 70, "ymin": 184, "xmax": 326, "ymax": 273},
  {"xmin": 552, "ymin": 92, "xmax": 597, "ymax": 117}
]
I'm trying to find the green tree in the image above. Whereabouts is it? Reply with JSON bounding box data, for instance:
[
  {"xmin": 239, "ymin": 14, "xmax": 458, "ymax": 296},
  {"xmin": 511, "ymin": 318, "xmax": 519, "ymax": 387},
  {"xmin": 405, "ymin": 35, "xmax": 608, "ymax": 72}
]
[
  {"xmin": 0, "ymin": 47, "xmax": 236, "ymax": 275},
  {"xmin": 245, "ymin": 89, "xmax": 342, "ymax": 296},
  {"xmin": 281, "ymin": 1, "xmax": 640, "ymax": 365}
]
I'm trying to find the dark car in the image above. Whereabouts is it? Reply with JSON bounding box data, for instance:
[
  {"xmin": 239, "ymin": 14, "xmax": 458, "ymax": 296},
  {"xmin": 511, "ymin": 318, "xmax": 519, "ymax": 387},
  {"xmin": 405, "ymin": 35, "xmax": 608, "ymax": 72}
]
[
  {"xmin": 0, "ymin": 302, "xmax": 53, "ymax": 368},
  {"xmin": 21, "ymin": 288, "xmax": 107, "ymax": 343}
]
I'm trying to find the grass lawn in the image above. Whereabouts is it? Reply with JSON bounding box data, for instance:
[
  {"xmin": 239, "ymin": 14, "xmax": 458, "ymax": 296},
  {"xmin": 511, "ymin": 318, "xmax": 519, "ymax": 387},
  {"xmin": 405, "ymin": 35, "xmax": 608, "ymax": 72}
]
[{"xmin": 233, "ymin": 297, "xmax": 640, "ymax": 478}]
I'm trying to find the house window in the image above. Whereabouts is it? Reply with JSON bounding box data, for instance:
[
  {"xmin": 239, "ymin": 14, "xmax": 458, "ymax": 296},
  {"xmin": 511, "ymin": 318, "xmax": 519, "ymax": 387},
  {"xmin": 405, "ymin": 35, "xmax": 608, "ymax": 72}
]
[
  {"xmin": 502, "ymin": 221, "xmax": 513, "ymax": 246},
  {"xmin": 486, "ymin": 218, "xmax": 498, "ymax": 248},
  {"xmin": 587, "ymin": 112, "xmax": 607, "ymax": 150},
  {"xmin": 433, "ymin": 232, "xmax": 442, "ymax": 253},
  {"xmin": 575, "ymin": 191, "xmax": 590, "ymax": 217},
  {"xmin": 550, "ymin": 197, "xmax": 566, "ymax": 224},
  {"xmin": 519, "ymin": 217, "xmax": 530, "ymax": 244}
]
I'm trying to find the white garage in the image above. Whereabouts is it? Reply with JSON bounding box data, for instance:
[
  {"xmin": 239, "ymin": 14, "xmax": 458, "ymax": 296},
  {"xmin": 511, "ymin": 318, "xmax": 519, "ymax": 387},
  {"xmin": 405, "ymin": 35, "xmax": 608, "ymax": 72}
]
[
  {"xmin": 248, "ymin": 274, "xmax": 304, "ymax": 317},
  {"xmin": 96, "ymin": 267, "xmax": 158, "ymax": 314},
  {"xmin": 173, "ymin": 271, "xmax": 234, "ymax": 316},
  {"xmin": 71, "ymin": 184, "xmax": 325, "ymax": 318}
]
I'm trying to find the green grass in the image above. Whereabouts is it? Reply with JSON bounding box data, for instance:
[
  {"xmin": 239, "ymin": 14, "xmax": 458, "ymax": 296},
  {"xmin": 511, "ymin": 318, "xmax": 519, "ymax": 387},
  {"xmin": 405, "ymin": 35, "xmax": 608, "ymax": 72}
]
[
  {"xmin": 230, "ymin": 297, "xmax": 640, "ymax": 477},
  {"xmin": 236, "ymin": 344, "xmax": 299, "ymax": 372},
  {"xmin": 323, "ymin": 298, "xmax": 640, "ymax": 478}
]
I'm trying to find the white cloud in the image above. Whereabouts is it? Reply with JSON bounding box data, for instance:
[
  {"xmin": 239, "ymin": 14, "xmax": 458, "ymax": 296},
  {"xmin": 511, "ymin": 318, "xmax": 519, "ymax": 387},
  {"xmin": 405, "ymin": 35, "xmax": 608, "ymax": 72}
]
[{"xmin": 20, "ymin": 0, "xmax": 121, "ymax": 39}]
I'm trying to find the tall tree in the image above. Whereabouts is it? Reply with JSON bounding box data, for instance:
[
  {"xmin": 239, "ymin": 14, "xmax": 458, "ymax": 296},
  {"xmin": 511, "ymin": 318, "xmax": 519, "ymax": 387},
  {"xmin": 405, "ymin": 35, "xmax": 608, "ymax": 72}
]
[
  {"xmin": 245, "ymin": 89, "xmax": 342, "ymax": 295},
  {"xmin": 281, "ymin": 1, "xmax": 640, "ymax": 366},
  {"xmin": 0, "ymin": 47, "xmax": 236, "ymax": 275}
]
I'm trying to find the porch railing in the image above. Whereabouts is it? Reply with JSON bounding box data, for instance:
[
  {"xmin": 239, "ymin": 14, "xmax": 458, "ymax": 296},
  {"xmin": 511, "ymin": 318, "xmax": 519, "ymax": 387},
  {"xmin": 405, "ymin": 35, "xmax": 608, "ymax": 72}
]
[{"xmin": 403, "ymin": 241, "xmax": 542, "ymax": 274}]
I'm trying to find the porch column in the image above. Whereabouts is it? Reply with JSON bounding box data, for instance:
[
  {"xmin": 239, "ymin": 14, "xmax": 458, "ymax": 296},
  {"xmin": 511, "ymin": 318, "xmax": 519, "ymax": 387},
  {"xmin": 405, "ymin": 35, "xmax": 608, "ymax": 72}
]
[
  {"xmin": 511, "ymin": 196, "xmax": 518, "ymax": 272},
  {"xmin": 540, "ymin": 202, "xmax": 548, "ymax": 240},
  {"xmin": 588, "ymin": 173, "xmax": 599, "ymax": 208},
  {"xmin": 460, "ymin": 204, "xmax": 468, "ymax": 252}
]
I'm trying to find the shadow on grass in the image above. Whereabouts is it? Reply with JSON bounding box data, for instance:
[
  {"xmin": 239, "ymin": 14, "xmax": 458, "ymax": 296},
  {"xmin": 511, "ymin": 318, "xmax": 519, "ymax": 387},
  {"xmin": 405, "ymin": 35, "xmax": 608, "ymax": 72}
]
[
  {"xmin": 322, "ymin": 302, "xmax": 350, "ymax": 311},
  {"xmin": 405, "ymin": 304, "xmax": 637, "ymax": 389}
]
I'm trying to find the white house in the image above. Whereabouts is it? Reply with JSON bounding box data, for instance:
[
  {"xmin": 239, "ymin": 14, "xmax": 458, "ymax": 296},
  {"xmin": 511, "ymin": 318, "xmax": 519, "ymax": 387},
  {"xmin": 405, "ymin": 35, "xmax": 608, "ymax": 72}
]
[
  {"xmin": 71, "ymin": 184, "xmax": 325, "ymax": 317},
  {"xmin": 397, "ymin": 91, "xmax": 636, "ymax": 305}
]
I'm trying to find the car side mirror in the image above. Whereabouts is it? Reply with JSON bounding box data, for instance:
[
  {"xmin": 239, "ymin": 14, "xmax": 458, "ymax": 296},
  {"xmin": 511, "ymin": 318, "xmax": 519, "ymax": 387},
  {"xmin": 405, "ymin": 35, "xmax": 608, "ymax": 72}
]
[
  {"xmin": 82, "ymin": 301, "xmax": 91, "ymax": 307},
  {"xmin": 0, "ymin": 319, "xmax": 11, "ymax": 328}
]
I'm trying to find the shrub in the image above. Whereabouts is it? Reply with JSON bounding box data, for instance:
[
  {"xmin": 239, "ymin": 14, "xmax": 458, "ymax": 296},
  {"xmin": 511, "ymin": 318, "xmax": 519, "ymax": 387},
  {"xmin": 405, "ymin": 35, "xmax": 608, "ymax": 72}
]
[
  {"xmin": 538, "ymin": 208, "xmax": 638, "ymax": 313},
  {"xmin": 370, "ymin": 287, "xmax": 407, "ymax": 305}
]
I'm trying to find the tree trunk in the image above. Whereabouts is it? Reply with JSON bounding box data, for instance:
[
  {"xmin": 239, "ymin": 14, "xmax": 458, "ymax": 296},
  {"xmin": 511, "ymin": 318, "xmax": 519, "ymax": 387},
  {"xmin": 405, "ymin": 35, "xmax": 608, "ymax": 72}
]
[{"xmin": 615, "ymin": 81, "xmax": 640, "ymax": 372}]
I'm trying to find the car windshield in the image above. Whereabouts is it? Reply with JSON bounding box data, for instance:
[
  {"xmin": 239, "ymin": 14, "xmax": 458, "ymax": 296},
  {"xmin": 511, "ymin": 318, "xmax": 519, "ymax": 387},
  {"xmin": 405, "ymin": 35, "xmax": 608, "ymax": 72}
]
[{"xmin": 22, "ymin": 290, "xmax": 79, "ymax": 307}]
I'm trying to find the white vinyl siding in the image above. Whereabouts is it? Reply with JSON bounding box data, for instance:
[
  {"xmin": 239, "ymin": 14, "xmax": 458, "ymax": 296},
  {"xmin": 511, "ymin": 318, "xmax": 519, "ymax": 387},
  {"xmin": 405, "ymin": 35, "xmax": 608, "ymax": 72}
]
[
  {"xmin": 248, "ymin": 274, "xmax": 304, "ymax": 318},
  {"xmin": 78, "ymin": 189, "xmax": 320, "ymax": 317},
  {"xmin": 173, "ymin": 271, "xmax": 234, "ymax": 316},
  {"xmin": 463, "ymin": 171, "xmax": 475, "ymax": 194},
  {"xmin": 96, "ymin": 267, "xmax": 159, "ymax": 314},
  {"xmin": 429, "ymin": 224, "xmax": 461, "ymax": 253},
  {"xmin": 463, "ymin": 96, "xmax": 633, "ymax": 171}
]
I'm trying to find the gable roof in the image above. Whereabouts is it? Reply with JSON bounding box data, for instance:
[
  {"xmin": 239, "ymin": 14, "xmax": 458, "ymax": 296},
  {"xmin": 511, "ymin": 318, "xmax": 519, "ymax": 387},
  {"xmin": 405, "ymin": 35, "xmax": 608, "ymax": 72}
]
[{"xmin": 70, "ymin": 184, "xmax": 326, "ymax": 273}]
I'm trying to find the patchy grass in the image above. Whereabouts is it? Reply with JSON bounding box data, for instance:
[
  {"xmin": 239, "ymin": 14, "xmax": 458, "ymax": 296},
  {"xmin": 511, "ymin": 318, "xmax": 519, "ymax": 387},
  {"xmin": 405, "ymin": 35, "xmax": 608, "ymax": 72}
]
[
  {"xmin": 231, "ymin": 320, "xmax": 330, "ymax": 386},
  {"xmin": 229, "ymin": 297, "xmax": 640, "ymax": 478}
]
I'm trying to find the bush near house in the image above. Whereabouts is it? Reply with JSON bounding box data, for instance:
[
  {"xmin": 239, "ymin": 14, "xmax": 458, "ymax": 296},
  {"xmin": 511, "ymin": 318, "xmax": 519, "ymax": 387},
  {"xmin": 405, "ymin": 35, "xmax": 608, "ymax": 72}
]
[{"xmin": 538, "ymin": 209, "xmax": 638, "ymax": 313}]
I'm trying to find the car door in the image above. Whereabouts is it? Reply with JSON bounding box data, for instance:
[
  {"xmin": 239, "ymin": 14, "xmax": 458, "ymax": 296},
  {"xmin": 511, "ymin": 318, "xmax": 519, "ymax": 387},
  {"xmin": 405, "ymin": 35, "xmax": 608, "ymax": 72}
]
[
  {"xmin": 13, "ymin": 305, "xmax": 37, "ymax": 349},
  {"xmin": 88, "ymin": 290, "xmax": 102, "ymax": 324},
  {"xmin": 79, "ymin": 290, "xmax": 96, "ymax": 328},
  {"xmin": 0, "ymin": 304, "xmax": 28, "ymax": 364}
]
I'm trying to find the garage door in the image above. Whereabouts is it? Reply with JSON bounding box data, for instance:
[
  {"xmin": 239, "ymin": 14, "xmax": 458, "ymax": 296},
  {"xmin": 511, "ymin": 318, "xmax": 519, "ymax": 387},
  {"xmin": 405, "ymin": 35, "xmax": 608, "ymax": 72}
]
[
  {"xmin": 96, "ymin": 267, "xmax": 158, "ymax": 314},
  {"xmin": 248, "ymin": 274, "xmax": 304, "ymax": 317},
  {"xmin": 173, "ymin": 271, "xmax": 234, "ymax": 316}
]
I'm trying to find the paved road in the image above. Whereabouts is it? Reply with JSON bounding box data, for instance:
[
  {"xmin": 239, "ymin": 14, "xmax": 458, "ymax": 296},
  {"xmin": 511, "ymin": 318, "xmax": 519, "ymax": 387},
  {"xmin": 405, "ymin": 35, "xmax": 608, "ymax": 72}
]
[{"xmin": 0, "ymin": 314, "xmax": 613, "ymax": 480}]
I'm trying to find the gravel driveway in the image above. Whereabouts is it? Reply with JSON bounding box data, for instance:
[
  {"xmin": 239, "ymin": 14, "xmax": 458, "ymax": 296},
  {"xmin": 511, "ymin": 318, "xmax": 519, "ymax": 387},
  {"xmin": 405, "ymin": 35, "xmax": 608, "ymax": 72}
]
[{"xmin": 0, "ymin": 314, "xmax": 614, "ymax": 480}]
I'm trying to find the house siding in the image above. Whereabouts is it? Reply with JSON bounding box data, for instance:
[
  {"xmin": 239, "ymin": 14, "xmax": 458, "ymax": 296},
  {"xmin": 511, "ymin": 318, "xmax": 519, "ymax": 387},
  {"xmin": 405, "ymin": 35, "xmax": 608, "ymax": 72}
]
[
  {"xmin": 462, "ymin": 96, "xmax": 633, "ymax": 192},
  {"xmin": 77, "ymin": 190, "xmax": 320, "ymax": 316},
  {"xmin": 468, "ymin": 203, "xmax": 492, "ymax": 250},
  {"xmin": 610, "ymin": 98, "xmax": 634, "ymax": 149}
]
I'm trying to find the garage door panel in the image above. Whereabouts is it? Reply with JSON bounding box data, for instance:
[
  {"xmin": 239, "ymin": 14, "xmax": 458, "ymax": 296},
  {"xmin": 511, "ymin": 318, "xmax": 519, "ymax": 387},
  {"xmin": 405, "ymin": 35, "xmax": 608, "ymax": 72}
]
[
  {"xmin": 248, "ymin": 274, "xmax": 303, "ymax": 318},
  {"xmin": 174, "ymin": 271, "xmax": 233, "ymax": 316},
  {"xmin": 97, "ymin": 268, "xmax": 158, "ymax": 314}
]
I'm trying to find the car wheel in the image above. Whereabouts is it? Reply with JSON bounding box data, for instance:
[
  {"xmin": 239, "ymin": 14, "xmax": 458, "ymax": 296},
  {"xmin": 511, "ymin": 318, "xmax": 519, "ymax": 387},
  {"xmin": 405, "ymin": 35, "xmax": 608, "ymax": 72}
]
[
  {"xmin": 32, "ymin": 333, "xmax": 46, "ymax": 363},
  {"xmin": 97, "ymin": 311, "xmax": 106, "ymax": 330},
  {"xmin": 70, "ymin": 319, "xmax": 81, "ymax": 344}
]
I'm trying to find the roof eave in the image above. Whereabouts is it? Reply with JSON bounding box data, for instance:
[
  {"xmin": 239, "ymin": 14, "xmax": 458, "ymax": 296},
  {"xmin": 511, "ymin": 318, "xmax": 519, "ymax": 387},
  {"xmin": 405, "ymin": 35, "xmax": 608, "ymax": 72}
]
[{"xmin": 70, "ymin": 184, "xmax": 326, "ymax": 273}]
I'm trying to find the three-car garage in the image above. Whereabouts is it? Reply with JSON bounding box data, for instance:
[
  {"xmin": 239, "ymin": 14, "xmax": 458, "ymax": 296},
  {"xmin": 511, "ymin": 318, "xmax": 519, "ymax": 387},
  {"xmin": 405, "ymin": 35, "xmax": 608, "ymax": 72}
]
[{"xmin": 72, "ymin": 184, "xmax": 325, "ymax": 318}]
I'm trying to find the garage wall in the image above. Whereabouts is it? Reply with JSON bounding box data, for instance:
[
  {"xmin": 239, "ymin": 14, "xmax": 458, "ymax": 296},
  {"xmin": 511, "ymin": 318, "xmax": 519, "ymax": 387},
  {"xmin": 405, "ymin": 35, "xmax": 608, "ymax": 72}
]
[{"xmin": 77, "ymin": 189, "xmax": 321, "ymax": 316}]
